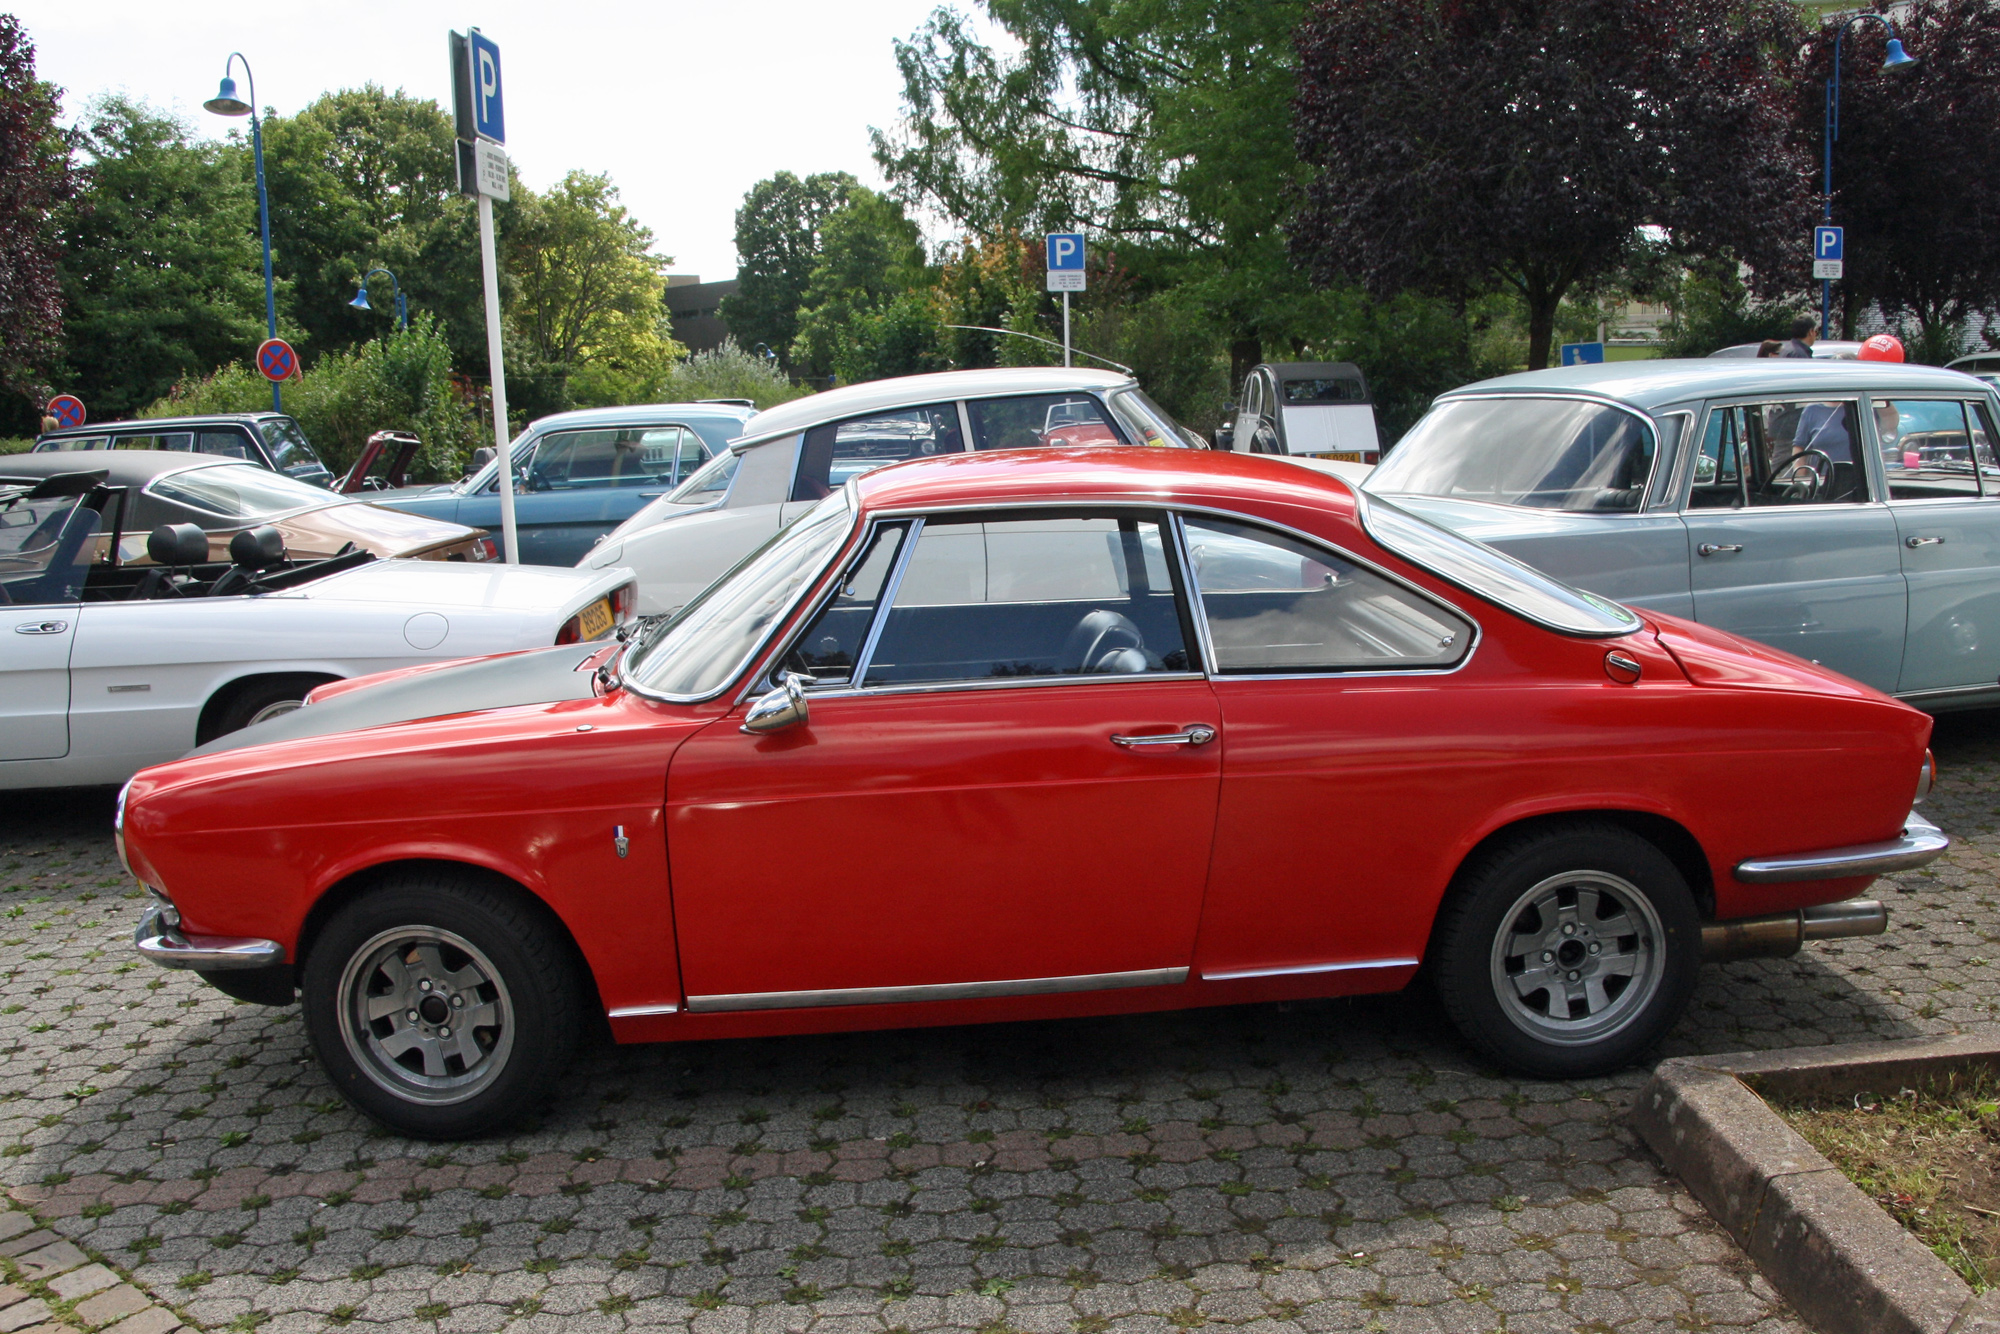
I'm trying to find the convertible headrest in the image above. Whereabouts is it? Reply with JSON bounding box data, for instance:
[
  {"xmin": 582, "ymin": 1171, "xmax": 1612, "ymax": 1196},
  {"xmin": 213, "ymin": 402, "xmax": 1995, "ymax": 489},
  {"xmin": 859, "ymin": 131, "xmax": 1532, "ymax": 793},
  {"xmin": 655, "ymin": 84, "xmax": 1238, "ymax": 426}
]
[
  {"xmin": 147, "ymin": 523, "xmax": 210, "ymax": 567},
  {"xmin": 228, "ymin": 525, "xmax": 286, "ymax": 569}
]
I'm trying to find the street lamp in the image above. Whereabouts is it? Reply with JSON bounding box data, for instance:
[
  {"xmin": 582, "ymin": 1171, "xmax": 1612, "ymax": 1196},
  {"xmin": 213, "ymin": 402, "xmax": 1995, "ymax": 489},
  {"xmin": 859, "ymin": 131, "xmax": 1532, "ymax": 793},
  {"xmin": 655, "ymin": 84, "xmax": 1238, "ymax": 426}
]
[
  {"xmin": 349, "ymin": 268, "xmax": 407, "ymax": 331},
  {"xmin": 203, "ymin": 54, "xmax": 280, "ymax": 412},
  {"xmin": 1821, "ymin": 13, "xmax": 1919, "ymax": 338}
]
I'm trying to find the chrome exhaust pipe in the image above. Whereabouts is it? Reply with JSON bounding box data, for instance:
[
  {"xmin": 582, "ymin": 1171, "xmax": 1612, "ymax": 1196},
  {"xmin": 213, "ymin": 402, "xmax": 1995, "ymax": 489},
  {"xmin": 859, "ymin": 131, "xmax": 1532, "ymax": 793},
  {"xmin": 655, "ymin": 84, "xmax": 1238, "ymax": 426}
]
[{"xmin": 1700, "ymin": 899, "xmax": 1887, "ymax": 962}]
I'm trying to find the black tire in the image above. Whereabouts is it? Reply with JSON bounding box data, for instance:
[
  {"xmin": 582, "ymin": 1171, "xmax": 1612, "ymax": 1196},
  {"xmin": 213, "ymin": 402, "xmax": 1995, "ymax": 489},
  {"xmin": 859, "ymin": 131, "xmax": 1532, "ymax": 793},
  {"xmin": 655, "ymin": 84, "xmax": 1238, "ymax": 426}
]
[
  {"xmin": 1429, "ymin": 822, "xmax": 1699, "ymax": 1079},
  {"xmin": 300, "ymin": 872, "xmax": 583, "ymax": 1139},
  {"xmin": 197, "ymin": 674, "xmax": 336, "ymax": 745}
]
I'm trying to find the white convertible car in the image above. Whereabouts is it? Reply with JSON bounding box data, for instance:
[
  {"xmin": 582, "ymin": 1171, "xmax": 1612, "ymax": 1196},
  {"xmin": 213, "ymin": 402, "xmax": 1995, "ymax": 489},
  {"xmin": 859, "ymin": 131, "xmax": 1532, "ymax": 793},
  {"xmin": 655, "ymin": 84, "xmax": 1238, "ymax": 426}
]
[{"xmin": 2, "ymin": 465, "xmax": 636, "ymax": 790}]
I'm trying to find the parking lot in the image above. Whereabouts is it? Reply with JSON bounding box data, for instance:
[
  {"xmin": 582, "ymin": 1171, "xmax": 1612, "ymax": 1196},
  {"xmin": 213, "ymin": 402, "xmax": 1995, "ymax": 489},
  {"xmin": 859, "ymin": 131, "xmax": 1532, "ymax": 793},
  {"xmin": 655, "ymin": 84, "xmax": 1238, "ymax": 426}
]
[{"xmin": 1, "ymin": 718, "xmax": 1995, "ymax": 1334}]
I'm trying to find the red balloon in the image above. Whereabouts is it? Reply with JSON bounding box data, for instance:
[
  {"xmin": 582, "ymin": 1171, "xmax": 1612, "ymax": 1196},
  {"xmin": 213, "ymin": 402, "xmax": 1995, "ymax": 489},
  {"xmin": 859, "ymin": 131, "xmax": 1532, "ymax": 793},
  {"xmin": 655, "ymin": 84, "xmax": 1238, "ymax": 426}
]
[{"xmin": 1858, "ymin": 333, "xmax": 1905, "ymax": 362}]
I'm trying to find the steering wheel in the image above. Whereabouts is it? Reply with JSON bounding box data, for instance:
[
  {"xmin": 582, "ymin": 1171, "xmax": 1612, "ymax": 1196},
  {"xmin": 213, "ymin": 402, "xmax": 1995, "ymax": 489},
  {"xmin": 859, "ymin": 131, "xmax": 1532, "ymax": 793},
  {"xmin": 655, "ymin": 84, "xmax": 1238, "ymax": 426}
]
[{"xmin": 1770, "ymin": 447, "xmax": 1835, "ymax": 503}]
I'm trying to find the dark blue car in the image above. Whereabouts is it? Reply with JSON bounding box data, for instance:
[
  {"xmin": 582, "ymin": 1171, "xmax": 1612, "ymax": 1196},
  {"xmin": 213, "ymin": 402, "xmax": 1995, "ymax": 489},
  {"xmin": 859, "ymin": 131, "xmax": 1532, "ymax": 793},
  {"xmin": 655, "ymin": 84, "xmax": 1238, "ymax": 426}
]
[{"xmin": 370, "ymin": 402, "xmax": 757, "ymax": 565}]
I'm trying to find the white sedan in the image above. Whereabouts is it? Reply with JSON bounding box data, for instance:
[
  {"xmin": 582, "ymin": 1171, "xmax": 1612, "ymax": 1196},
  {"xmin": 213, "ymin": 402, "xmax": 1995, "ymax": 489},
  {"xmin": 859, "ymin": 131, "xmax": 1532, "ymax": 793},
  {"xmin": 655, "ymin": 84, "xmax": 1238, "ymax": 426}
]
[
  {"xmin": 2, "ymin": 466, "xmax": 636, "ymax": 790},
  {"xmin": 578, "ymin": 367, "xmax": 1202, "ymax": 615}
]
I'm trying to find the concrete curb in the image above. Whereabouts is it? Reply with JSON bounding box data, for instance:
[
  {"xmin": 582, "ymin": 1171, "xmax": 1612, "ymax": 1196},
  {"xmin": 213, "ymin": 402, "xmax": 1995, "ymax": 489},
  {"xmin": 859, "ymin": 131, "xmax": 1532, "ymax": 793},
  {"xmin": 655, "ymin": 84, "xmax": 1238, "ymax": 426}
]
[
  {"xmin": 1632, "ymin": 1032, "xmax": 2000, "ymax": 1334},
  {"xmin": 0, "ymin": 1203, "xmax": 189, "ymax": 1334}
]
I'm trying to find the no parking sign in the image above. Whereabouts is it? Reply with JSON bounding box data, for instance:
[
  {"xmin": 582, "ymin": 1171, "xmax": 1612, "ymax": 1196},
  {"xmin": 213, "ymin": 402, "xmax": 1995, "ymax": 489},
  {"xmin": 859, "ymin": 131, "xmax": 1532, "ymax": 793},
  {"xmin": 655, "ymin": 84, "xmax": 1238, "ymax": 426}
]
[
  {"xmin": 256, "ymin": 338, "xmax": 299, "ymax": 382},
  {"xmin": 46, "ymin": 394, "xmax": 84, "ymax": 429}
]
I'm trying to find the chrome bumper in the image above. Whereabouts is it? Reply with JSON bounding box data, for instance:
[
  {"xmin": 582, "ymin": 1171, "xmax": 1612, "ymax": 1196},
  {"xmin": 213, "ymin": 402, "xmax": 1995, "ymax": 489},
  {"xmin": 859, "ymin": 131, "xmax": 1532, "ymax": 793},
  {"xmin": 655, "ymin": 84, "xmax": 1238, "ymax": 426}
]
[
  {"xmin": 1734, "ymin": 810, "xmax": 1948, "ymax": 884},
  {"xmin": 133, "ymin": 897, "xmax": 285, "ymax": 972},
  {"xmin": 1701, "ymin": 897, "xmax": 1888, "ymax": 962}
]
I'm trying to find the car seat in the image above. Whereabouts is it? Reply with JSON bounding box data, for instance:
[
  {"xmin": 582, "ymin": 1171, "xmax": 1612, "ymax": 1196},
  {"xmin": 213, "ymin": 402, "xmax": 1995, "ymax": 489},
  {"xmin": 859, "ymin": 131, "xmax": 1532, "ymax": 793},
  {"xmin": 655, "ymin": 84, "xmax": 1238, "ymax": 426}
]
[
  {"xmin": 205, "ymin": 526, "xmax": 288, "ymax": 598},
  {"xmin": 1062, "ymin": 609, "xmax": 1150, "ymax": 674},
  {"xmin": 131, "ymin": 523, "xmax": 212, "ymax": 599}
]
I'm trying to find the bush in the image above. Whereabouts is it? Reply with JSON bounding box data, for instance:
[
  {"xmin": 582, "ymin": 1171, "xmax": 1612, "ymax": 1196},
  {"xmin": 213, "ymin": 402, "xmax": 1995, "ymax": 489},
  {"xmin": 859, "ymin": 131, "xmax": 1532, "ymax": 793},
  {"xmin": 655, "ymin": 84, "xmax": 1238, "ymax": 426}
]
[
  {"xmin": 0, "ymin": 436, "xmax": 30, "ymax": 455},
  {"xmin": 650, "ymin": 339, "xmax": 813, "ymax": 409},
  {"xmin": 143, "ymin": 315, "xmax": 483, "ymax": 481},
  {"xmin": 1657, "ymin": 261, "xmax": 1805, "ymax": 360}
]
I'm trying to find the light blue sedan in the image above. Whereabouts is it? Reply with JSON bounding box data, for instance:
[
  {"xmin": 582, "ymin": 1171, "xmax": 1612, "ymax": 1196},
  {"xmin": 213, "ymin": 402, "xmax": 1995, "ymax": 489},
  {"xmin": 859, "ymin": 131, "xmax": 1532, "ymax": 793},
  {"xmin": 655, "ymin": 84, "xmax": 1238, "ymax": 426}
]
[
  {"xmin": 1364, "ymin": 359, "xmax": 2000, "ymax": 707},
  {"xmin": 371, "ymin": 402, "xmax": 757, "ymax": 566}
]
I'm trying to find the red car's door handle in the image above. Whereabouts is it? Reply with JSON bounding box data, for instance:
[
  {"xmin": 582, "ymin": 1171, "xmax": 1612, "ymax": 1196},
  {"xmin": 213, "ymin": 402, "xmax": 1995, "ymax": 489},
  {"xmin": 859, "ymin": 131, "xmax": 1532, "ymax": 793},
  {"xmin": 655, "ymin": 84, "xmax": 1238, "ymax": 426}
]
[{"xmin": 1111, "ymin": 725, "xmax": 1217, "ymax": 748}]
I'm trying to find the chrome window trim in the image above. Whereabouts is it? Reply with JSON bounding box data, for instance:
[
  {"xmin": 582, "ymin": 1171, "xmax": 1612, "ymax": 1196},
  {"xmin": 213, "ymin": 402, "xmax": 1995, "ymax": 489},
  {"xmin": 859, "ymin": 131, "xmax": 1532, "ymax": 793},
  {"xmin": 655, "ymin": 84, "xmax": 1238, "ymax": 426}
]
[
  {"xmin": 1647, "ymin": 411, "xmax": 1695, "ymax": 512},
  {"xmin": 684, "ymin": 965, "xmax": 1188, "ymax": 1013},
  {"xmin": 744, "ymin": 502, "xmax": 1203, "ymax": 703},
  {"xmin": 1352, "ymin": 489, "xmax": 1638, "ymax": 639},
  {"xmin": 1682, "ymin": 394, "xmax": 1880, "ymax": 513},
  {"xmin": 1176, "ymin": 508, "xmax": 1480, "ymax": 679},
  {"xmin": 1201, "ymin": 957, "xmax": 1420, "ymax": 983},
  {"xmin": 737, "ymin": 497, "xmax": 1486, "ymax": 703},
  {"xmin": 848, "ymin": 516, "xmax": 924, "ymax": 686},
  {"xmin": 772, "ymin": 671, "xmax": 1209, "ymax": 705},
  {"xmin": 1404, "ymin": 391, "xmax": 1664, "ymax": 512},
  {"xmin": 1867, "ymin": 393, "xmax": 1994, "ymax": 505},
  {"xmin": 620, "ymin": 493, "xmax": 864, "ymax": 707}
]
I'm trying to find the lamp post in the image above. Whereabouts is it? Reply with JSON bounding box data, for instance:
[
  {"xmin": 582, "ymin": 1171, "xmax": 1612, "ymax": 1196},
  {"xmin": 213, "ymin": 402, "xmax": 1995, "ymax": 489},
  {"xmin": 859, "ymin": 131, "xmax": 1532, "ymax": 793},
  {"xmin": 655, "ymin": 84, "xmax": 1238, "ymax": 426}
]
[
  {"xmin": 1822, "ymin": 13, "xmax": 1918, "ymax": 338},
  {"xmin": 203, "ymin": 54, "xmax": 280, "ymax": 412},
  {"xmin": 349, "ymin": 268, "xmax": 407, "ymax": 330}
]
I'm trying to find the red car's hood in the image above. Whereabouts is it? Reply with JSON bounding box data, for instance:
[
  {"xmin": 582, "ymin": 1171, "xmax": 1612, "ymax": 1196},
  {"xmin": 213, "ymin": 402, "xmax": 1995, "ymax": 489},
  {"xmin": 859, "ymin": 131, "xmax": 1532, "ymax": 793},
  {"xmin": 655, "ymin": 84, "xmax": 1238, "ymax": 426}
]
[{"xmin": 1641, "ymin": 608, "xmax": 1894, "ymax": 703}]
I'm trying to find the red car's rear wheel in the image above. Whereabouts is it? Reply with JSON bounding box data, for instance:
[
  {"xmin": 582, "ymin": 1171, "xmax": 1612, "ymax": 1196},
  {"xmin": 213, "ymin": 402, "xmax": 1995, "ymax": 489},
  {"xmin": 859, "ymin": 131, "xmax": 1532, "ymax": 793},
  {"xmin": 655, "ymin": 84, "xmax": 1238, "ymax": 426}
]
[
  {"xmin": 301, "ymin": 872, "xmax": 584, "ymax": 1138},
  {"xmin": 1430, "ymin": 823, "xmax": 1700, "ymax": 1079}
]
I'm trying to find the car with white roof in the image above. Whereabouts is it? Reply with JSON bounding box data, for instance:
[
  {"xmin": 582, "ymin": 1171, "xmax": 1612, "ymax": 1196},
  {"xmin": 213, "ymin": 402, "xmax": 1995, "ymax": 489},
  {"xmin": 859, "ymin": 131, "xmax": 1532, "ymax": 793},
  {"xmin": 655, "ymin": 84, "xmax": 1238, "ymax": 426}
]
[{"xmin": 579, "ymin": 367, "xmax": 1201, "ymax": 615}]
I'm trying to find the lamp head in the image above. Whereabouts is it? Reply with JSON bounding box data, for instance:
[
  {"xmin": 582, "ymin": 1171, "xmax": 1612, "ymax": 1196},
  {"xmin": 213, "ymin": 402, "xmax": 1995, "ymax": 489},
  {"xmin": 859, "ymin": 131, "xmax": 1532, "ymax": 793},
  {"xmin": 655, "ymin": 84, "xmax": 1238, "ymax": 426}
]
[
  {"xmin": 1882, "ymin": 38, "xmax": 1918, "ymax": 72},
  {"xmin": 203, "ymin": 76, "xmax": 252, "ymax": 117},
  {"xmin": 349, "ymin": 286, "xmax": 373, "ymax": 312}
]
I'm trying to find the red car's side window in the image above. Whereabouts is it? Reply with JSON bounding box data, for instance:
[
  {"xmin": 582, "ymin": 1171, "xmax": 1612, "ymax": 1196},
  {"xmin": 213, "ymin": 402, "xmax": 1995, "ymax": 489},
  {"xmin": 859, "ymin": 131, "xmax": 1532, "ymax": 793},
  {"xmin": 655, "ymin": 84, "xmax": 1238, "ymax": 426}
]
[{"xmin": 1181, "ymin": 515, "xmax": 1471, "ymax": 674}]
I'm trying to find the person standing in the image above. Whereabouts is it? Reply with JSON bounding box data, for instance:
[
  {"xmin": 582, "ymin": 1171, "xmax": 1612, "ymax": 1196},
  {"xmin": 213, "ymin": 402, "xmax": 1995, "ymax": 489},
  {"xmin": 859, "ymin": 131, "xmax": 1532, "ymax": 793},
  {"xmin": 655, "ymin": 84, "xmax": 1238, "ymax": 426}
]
[{"xmin": 1779, "ymin": 317, "xmax": 1818, "ymax": 358}]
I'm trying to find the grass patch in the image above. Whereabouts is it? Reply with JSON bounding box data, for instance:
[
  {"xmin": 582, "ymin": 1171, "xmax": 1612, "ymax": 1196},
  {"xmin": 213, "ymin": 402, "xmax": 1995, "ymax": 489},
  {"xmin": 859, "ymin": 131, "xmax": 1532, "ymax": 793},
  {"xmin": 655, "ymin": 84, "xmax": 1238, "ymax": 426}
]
[{"xmin": 1777, "ymin": 1066, "xmax": 2000, "ymax": 1291}]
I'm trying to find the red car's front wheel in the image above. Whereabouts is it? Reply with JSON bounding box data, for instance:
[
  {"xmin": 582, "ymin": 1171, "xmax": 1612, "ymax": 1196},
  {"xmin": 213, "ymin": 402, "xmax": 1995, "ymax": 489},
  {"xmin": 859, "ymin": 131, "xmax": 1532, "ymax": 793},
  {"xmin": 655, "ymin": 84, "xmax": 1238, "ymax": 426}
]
[{"xmin": 301, "ymin": 872, "xmax": 584, "ymax": 1138}]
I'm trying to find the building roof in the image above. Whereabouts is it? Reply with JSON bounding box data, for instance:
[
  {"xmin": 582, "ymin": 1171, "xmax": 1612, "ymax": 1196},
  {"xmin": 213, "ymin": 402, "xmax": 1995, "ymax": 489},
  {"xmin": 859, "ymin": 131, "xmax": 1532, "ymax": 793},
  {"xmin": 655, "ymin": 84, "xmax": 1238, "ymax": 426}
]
[
  {"xmin": 734, "ymin": 368, "xmax": 1136, "ymax": 449},
  {"xmin": 1439, "ymin": 358, "xmax": 1990, "ymax": 412}
]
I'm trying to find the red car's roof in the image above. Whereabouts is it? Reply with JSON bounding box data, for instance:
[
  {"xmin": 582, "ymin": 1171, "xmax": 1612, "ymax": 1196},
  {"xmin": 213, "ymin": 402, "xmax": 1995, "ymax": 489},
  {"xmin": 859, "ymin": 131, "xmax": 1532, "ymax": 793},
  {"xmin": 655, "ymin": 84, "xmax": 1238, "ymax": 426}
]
[{"xmin": 851, "ymin": 445, "xmax": 1358, "ymax": 518}]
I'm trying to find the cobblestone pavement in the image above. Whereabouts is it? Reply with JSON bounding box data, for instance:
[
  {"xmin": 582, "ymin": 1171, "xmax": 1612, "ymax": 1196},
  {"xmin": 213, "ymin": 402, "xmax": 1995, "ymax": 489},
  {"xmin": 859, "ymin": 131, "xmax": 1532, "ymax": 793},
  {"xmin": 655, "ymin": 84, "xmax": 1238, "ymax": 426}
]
[{"xmin": 4, "ymin": 719, "xmax": 1999, "ymax": 1334}]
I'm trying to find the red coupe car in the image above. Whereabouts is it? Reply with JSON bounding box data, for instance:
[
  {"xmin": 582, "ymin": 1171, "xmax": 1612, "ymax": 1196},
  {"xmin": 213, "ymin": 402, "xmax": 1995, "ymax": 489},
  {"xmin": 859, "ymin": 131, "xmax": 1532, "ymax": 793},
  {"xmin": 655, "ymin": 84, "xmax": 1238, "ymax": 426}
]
[{"xmin": 117, "ymin": 448, "xmax": 1945, "ymax": 1138}]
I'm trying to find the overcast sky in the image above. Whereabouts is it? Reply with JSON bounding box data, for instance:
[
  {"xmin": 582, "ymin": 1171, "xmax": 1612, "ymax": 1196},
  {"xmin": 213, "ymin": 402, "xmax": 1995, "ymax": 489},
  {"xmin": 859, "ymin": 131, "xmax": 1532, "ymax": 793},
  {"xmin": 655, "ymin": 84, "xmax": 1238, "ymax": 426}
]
[{"xmin": 15, "ymin": 0, "xmax": 983, "ymax": 283}]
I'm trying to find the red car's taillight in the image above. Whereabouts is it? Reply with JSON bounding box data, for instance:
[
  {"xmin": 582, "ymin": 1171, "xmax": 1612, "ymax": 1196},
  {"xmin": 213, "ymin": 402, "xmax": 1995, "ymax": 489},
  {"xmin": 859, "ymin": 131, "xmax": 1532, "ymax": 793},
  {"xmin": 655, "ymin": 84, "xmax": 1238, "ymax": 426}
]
[
  {"xmin": 610, "ymin": 581, "xmax": 636, "ymax": 620},
  {"xmin": 554, "ymin": 614, "xmax": 582, "ymax": 646}
]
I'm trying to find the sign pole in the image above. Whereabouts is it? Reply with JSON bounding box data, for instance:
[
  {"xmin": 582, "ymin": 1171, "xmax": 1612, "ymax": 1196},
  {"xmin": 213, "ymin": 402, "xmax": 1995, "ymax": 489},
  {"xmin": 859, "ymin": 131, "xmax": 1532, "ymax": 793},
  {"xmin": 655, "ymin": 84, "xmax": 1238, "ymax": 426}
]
[
  {"xmin": 477, "ymin": 192, "xmax": 517, "ymax": 564},
  {"xmin": 453, "ymin": 27, "xmax": 517, "ymax": 564},
  {"xmin": 1062, "ymin": 292, "xmax": 1071, "ymax": 368}
]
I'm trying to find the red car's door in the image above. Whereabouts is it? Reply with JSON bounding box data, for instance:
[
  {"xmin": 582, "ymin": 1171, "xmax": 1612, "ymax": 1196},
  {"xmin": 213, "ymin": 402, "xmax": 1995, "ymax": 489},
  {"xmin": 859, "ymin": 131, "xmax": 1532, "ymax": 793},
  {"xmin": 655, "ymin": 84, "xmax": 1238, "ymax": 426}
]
[
  {"xmin": 665, "ymin": 510, "xmax": 1220, "ymax": 1009},
  {"xmin": 1173, "ymin": 514, "xmax": 1480, "ymax": 978}
]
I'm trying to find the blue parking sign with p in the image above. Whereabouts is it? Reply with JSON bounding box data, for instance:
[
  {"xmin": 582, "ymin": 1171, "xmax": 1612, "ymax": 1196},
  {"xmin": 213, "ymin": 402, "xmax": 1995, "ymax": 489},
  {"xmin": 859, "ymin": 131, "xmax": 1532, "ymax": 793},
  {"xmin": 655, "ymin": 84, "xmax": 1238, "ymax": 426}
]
[
  {"xmin": 1815, "ymin": 226, "xmax": 1843, "ymax": 261},
  {"xmin": 1046, "ymin": 233, "xmax": 1084, "ymax": 271},
  {"xmin": 469, "ymin": 30, "xmax": 504, "ymax": 143}
]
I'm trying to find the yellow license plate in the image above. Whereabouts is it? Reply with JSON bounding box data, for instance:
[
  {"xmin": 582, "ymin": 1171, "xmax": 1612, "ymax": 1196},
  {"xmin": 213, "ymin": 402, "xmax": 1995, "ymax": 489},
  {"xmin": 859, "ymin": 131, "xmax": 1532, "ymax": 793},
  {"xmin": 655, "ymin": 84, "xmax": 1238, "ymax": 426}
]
[{"xmin": 576, "ymin": 597, "xmax": 614, "ymax": 640}]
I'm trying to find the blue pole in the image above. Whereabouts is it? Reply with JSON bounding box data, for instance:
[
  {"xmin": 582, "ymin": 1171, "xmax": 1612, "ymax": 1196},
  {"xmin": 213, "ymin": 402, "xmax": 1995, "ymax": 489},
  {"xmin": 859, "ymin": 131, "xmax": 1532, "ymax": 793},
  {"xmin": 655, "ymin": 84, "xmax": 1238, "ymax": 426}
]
[
  {"xmin": 1821, "ymin": 14, "xmax": 1907, "ymax": 342},
  {"xmin": 229, "ymin": 54, "xmax": 281, "ymax": 413}
]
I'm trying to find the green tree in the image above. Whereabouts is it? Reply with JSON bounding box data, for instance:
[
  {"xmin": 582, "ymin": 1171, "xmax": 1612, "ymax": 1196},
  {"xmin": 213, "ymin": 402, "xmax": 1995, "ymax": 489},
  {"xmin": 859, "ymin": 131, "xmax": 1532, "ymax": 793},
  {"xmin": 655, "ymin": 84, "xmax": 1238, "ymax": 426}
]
[
  {"xmin": 873, "ymin": 0, "xmax": 1315, "ymax": 383},
  {"xmin": 57, "ymin": 96, "xmax": 266, "ymax": 417},
  {"xmin": 722, "ymin": 170, "xmax": 858, "ymax": 366},
  {"xmin": 789, "ymin": 187, "xmax": 938, "ymax": 381},
  {"xmin": 257, "ymin": 86, "xmax": 484, "ymax": 366},
  {"xmin": 502, "ymin": 171, "xmax": 681, "ymax": 412},
  {"xmin": 0, "ymin": 17, "xmax": 77, "ymax": 430},
  {"xmin": 1292, "ymin": 0, "xmax": 1813, "ymax": 369},
  {"xmin": 651, "ymin": 338, "xmax": 813, "ymax": 409},
  {"xmin": 145, "ymin": 315, "xmax": 480, "ymax": 479}
]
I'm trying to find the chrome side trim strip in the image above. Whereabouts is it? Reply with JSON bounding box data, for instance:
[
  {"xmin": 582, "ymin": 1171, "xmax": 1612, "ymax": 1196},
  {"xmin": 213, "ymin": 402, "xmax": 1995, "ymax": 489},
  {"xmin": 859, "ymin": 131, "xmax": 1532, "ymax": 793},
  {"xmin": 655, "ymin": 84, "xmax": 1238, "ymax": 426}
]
[
  {"xmin": 685, "ymin": 965, "xmax": 1188, "ymax": 1013},
  {"xmin": 1734, "ymin": 809, "xmax": 1948, "ymax": 884},
  {"xmin": 607, "ymin": 1003, "xmax": 681, "ymax": 1019},
  {"xmin": 1201, "ymin": 957, "xmax": 1420, "ymax": 983}
]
